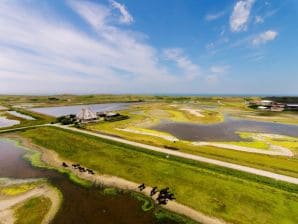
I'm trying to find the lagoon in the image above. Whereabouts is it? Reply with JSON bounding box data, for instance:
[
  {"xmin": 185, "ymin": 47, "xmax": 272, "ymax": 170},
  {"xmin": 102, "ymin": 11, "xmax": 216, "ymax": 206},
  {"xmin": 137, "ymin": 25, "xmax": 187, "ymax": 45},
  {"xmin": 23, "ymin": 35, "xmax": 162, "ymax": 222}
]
[
  {"xmin": 152, "ymin": 116, "xmax": 298, "ymax": 141},
  {"xmin": 30, "ymin": 102, "xmax": 136, "ymax": 117}
]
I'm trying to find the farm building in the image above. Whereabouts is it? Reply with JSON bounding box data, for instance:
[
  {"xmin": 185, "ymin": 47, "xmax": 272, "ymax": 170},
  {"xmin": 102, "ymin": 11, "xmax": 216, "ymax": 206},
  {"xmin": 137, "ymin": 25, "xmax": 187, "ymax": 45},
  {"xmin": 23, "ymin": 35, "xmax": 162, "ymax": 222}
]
[
  {"xmin": 76, "ymin": 107, "xmax": 97, "ymax": 122},
  {"xmin": 286, "ymin": 104, "xmax": 298, "ymax": 110},
  {"xmin": 260, "ymin": 100, "xmax": 273, "ymax": 106}
]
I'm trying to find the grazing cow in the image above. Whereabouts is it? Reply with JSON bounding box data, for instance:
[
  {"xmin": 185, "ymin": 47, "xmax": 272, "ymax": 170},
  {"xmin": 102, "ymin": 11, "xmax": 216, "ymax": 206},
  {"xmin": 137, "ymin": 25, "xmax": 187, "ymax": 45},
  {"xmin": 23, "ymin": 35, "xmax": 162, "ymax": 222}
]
[
  {"xmin": 62, "ymin": 162, "xmax": 68, "ymax": 167},
  {"xmin": 159, "ymin": 187, "xmax": 169, "ymax": 195},
  {"xmin": 157, "ymin": 198, "xmax": 168, "ymax": 205},
  {"xmin": 168, "ymin": 193, "xmax": 176, "ymax": 200},
  {"xmin": 150, "ymin": 187, "xmax": 158, "ymax": 196},
  {"xmin": 138, "ymin": 183, "xmax": 146, "ymax": 191},
  {"xmin": 87, "ymin": 169, "xmax": 95, "ymax": 175}
]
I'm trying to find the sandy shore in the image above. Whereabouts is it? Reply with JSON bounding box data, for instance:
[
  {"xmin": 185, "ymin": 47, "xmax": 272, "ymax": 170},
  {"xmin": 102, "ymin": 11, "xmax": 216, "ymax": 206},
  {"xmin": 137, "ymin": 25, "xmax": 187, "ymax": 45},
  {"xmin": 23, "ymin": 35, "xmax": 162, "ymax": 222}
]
[
  {"xmin": 8, "ymin": 135, "xmax": 227, "ymax": 224},
  {"xmin": 193, "ymin": 141, "xmax": 293, "ymax": 157},
  {"xmin": 180, "ymin": 108, "xmax": 205, "ymax": 117},
  {"xmin": 0, "ymin": 179, "xmax": 60, "ymax": 224},
  {"xmin": 117, "ymin": 128, "xmax": 179, "ymax": 141}
]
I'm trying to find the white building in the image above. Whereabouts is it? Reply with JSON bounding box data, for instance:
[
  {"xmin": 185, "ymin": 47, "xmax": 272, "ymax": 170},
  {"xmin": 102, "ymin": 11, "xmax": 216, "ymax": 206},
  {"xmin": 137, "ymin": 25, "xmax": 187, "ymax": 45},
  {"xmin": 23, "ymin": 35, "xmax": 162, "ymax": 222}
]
[
  {"xmin": 76, "ymin": 107, "xmax": 97, "ymax": 122},
  {"xmin": 260, "ymin": 100, "xmax": 273, "ymax": 106}
]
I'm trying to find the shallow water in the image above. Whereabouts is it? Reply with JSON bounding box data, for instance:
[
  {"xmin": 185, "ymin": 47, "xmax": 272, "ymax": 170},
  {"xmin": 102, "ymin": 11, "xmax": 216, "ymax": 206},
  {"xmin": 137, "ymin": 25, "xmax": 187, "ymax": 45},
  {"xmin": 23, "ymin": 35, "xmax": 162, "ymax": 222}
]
[
  {"xmin": 30, "ymin": 103, "xmax": 137, "ymax": 117},
  {"xmin": 0, "ymin": 117, "xmax": 20, "ymax": 128},
  {"xmin": 152, "ymin": 116, "xmax": 298, "ymax": 141},
  {"xmin": 6, "ymin": 111, "xmax": 35, "ymax": 120},
  {"xmin": 0, "ymin": 140, "xmax": 168, "ymax": 224}
]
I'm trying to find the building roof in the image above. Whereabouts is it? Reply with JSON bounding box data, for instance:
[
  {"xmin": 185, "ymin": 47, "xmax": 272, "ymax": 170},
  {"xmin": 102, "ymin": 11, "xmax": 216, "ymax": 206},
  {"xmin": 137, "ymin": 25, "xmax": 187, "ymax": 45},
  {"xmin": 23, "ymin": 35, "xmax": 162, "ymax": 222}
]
[
  {"xmin": 287, "ymin": 104, "xmax": 298, "ymax": 107},
  {"xmin": 261, "ymin": 100, "xmax": 273, "ymax": 103},
  {"xmin": 76, "ymin": 107, "xmax": 97, "ymax": 120}
]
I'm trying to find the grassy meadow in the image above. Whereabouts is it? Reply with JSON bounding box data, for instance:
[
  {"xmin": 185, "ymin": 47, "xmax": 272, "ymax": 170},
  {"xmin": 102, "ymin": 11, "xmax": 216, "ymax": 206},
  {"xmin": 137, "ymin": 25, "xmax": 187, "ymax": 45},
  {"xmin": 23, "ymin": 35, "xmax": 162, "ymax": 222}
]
[{"xmin": 20, "ymin": 126, "xmax": 298, "ymax": 224}]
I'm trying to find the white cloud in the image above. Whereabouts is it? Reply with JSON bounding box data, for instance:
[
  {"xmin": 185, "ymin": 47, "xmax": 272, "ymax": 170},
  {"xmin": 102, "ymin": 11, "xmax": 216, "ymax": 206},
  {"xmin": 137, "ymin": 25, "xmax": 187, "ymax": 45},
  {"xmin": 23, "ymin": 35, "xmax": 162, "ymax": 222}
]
[
  {"xmin": 210, "ymin": 65, "xmax": 230, "ymax": 74},
  {"xmin": 69, "ymin": 0, "xmax": 110, "ymax": 29},
  {"xmin": 0, "ymin": 0, "xmax": 185, "ymax": 94},
  {"xmin": 205, "ymin": 11, "xmax": 225, "ymax": 21},
  {"xmin": 110, "ymin": 0, "xmax": 133, "ymax": 24},
  {"xmin": 255, "ymin": 15, "xmax": 264, "ymax": 24},
  {"xmin": 252, "ymin": 30, "xmax": 278, "ymax": 45},
  {"xmin": 230, "ymin": 0, "xmax": 255, "ymax": 32},
  {"xmin": 163, "ymin": 48, "xmax": 201, "ymax": 80}
]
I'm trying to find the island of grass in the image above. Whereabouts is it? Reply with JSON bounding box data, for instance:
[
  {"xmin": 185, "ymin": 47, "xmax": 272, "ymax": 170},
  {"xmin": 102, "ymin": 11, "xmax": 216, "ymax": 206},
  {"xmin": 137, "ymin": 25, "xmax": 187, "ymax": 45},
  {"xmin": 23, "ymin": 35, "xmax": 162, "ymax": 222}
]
[
  {"xmin": 18, "ymin": 126, "xmax": 298, "ymax": 224},
  {"xmin": 0, "ymin": 178, "xmax": 61, "ymax": 224}
]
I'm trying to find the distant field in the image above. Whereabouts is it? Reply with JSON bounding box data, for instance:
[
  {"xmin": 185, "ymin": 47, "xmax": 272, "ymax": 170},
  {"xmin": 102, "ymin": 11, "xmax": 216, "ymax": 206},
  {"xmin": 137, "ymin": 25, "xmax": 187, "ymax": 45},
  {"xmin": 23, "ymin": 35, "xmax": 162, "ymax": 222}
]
[
  {"xmin": 0, "ymin": 94, "xmax": 253, "ymax": 108},
  {"xmin": 20, "ymin": 126, "xmax": 298, "ymax": 224}
]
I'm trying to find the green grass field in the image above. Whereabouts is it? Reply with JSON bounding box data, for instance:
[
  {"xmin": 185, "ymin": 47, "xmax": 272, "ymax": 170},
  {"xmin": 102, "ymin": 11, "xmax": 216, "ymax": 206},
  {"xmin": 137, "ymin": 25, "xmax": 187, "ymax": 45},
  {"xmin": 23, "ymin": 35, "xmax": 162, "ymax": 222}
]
[
  {"xmin": 20, "ymin": 126, "xmax": 298, "ymax": 224},
  {"xmin": 14, "ymin": 196, "xmax": 51, "ymax": 224}
]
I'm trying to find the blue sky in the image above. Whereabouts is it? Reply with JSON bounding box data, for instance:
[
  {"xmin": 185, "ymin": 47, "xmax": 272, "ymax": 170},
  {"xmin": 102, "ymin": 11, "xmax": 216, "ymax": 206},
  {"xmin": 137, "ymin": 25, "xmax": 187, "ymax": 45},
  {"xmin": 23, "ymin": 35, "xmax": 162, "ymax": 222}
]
[{"xmin": 0, "ymin": 0, "xmax": 297, "ymax": 95}]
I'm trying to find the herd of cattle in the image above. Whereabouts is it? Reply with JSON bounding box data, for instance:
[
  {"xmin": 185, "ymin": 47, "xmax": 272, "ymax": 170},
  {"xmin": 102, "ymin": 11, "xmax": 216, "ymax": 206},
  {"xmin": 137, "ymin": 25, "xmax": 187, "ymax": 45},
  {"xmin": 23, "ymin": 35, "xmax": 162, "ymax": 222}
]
[
  {"xmin": 62, "ymin": 162, "xmax": 175, "ymax": 205},
  {"xmin": 138, "ymin": 183, "xmax": 176, "ymax": 205},
  {"xmin": 62, "ymin": 162, "xmax": 95, "ymax": 175}
]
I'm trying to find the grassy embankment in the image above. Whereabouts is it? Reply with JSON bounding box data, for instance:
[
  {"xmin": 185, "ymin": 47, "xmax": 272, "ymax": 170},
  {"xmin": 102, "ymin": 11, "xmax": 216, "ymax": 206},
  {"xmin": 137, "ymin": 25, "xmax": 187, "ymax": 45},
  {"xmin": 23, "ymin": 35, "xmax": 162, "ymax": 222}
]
[
  {"xmin": 20, "ymin": 126, "xmax": 298, "ymax": 224},
  {"xmin": 14, "ymin": 196, "xmax": 52, "ymax": 224}
]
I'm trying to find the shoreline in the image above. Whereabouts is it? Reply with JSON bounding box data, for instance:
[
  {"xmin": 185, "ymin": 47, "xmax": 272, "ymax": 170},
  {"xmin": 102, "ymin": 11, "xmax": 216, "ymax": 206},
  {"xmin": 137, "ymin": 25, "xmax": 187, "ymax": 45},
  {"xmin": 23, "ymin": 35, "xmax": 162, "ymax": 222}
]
[{"xmin": 4, "ymin": 134, "xmax": 227, "ymax": 224}]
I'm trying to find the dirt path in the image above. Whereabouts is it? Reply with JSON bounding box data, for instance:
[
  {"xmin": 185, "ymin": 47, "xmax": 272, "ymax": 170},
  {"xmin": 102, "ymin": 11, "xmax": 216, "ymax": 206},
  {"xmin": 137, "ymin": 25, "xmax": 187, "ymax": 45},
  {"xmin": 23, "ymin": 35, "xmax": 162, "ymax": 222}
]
[
  {"xmin": 53, "ymin": 124, "xmax": 298, "ymax": 185},
  {"xmin": 0, "ymin": 209, "xmax": 14, "ymax": 224},
  {"xmin": 0, "ymin": 124, "xmax": 45, "ymax": 133},
  {"xmin": 192, "ymin": 142, "xmax": 293, "ymax": 156},
  {"xmin": 0, "ymin": 184, "xmax": 60, "ymax": 224},
  {"xmin": 10, "ymin": 136, "xmax": 227, "ymax": 224}
]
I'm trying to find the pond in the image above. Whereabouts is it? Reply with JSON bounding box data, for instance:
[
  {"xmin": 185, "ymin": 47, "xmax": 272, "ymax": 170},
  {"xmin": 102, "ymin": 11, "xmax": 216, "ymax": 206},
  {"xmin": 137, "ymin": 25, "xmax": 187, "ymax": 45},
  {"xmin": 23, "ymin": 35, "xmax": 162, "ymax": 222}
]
[
  {"xmin": 0, "ymin": 117, "xmax": 20, "ymax": 128},
  {"xmin": 152, "ymin": 116, "xmax": 298, "ymax": 141},
  {"xmin": 6, "ymin": 111, "xmax": 35, "ymax": 120},
  {"xmin": 30, "ymin": 103, "xmax": 137, "ymax": 117},
  {"xmin": 0, "ymin": 139, "xmax": 174, "ymax": 224}
]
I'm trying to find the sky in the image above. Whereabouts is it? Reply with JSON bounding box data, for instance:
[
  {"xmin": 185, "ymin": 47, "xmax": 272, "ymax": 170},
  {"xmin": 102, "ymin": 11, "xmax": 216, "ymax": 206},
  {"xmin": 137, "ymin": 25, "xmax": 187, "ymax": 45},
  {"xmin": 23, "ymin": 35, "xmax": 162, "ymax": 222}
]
[{"xmin": 0, "ymin": 0, "xmax": 297, "ymax": 95}]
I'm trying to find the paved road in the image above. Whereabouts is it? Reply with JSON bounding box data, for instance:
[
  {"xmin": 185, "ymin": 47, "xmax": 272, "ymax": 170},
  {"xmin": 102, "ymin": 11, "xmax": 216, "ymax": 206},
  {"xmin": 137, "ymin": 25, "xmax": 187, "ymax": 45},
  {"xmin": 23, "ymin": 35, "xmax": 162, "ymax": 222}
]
[
  {"xmin": 0, "ymin": 124, "xmax": 46, "ymax": 133},
  {"xmin": 53, "ymin": 124, "xmax": 298, "ymax": 185}
]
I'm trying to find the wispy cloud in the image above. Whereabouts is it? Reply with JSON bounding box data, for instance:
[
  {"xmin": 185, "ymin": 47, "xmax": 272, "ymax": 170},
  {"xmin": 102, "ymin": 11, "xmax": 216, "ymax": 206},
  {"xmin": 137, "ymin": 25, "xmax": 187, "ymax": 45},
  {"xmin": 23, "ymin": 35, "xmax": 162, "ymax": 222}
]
[
  {"xmin": 252, "ymin": 30, "xmax": 278, "ymax": 45},
  {"xmin": 254, "ymin": 15, "xmax": 264, "ymax": 24},
  {"xmin": 230, "ymin": 0, "xmax": 255, "ymax": 32},
  {"xmin": 110, "ymin": 0, "xmax": 133, "ymax": 25},
  {"xmin": 69, "ymin": 0, "xmax": 110, "ymax": 29},
  {"xmin": 210, "ymin": 65, "xmax": 230, "ymax": 74},
  {"xmin": 163, "ymin": 48, "xmax": 201, "ymax": 80},
  {"xmin": 205, "ymin": 11, "xmax": 225, "ymax": 21}
]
